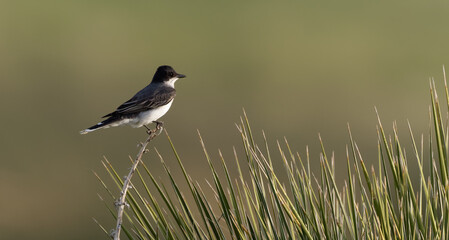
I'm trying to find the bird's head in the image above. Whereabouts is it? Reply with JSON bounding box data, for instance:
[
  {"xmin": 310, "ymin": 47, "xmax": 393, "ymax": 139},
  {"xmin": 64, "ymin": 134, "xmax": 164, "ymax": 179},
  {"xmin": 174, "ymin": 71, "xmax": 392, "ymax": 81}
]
[{"xmin": 152, "ymin": 65, "xmax": 186, "ymax": 86}]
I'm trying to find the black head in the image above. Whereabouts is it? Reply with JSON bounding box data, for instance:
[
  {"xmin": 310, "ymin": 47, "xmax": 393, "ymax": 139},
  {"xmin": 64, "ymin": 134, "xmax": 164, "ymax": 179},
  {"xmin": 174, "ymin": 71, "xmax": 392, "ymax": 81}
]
[{"xmin": 152, "ymin": 65, "xmax": 186, "ymax": 83}]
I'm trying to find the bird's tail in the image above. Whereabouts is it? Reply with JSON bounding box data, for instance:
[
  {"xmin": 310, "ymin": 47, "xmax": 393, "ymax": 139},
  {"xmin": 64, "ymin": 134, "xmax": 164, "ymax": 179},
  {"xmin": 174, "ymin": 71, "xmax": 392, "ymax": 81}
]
[{"xmin": 80, "ymin": 117, "xmax": 118, "ymax": 134}]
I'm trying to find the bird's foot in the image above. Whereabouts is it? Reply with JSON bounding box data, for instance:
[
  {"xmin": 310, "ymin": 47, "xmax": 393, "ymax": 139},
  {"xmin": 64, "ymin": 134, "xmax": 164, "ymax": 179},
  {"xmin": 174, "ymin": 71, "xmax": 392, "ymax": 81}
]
[
  {"xmin": 153, "ymin": 121, "xmax": 164, "ymax": 135},
  {"xmin": 144, "ymin": 125, "xmax": 154, "ymax": 135},
  {"xmin": 143, "ymin": 121, "xmax": 164, "ymax": 135},
  {"xmin": 153, "ymin": 121, "xmax": 164, "ymax": 130}
]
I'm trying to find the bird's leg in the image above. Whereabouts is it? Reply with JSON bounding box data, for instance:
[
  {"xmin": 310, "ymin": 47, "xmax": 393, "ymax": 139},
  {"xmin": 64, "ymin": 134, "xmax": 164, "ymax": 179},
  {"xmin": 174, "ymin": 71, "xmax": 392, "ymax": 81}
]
[
  {"xmin": 153, "ymin": 121, "xmax": 164, "ymax": 130},
  {"xmin": 152, "ymin": 121, "xmax": 164, "ymax": 135},
  {"xmin": 144, "ymin": 125, "xmax": 154, "ymax": 135},
  {"xmin": 143, "ymin": 122, "xmax": 164, "ymax": 135}
]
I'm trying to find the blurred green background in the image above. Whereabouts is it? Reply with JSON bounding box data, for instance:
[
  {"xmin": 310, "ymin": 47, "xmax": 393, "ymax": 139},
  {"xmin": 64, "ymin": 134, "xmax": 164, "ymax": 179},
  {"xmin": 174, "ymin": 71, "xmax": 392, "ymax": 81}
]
[{"xmin": 2, "ymin": 0, "xmax": 449, "ymax": 239}]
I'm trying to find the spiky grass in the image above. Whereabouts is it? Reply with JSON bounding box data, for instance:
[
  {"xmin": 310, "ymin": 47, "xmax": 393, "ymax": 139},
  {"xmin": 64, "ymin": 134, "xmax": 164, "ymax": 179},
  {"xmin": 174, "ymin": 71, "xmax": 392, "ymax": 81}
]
[{"xmin": 95, "ymin": 75, "xmax": 449, "ymax": 239}]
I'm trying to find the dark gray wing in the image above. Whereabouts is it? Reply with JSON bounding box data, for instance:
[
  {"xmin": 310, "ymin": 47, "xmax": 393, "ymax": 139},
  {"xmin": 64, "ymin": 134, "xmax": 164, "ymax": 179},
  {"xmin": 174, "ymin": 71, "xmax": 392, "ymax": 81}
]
[{"xmin": 102, "ymin": 87, "xmax": 176, "ymax": 118}]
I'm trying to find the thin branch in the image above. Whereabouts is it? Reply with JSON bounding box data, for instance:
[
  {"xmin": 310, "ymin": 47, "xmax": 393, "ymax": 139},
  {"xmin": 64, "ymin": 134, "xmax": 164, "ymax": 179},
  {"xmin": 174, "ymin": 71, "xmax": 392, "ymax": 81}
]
[{"xmin": 112, "ymin": 125, "xmax": 163, "ymax": 240}]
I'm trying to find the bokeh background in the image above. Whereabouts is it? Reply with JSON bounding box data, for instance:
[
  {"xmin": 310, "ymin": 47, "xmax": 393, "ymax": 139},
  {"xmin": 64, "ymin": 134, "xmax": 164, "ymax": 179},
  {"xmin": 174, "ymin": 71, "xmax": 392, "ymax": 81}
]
[{"xmin": 2, "ymin": 0, "xmax": 449, "ymax": 239}]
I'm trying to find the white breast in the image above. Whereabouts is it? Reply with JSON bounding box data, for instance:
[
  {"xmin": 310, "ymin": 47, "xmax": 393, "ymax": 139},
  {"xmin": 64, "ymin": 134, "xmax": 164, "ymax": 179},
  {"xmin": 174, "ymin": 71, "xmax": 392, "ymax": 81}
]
[{"xmin": 132, "ymin": 100, "xmax": 173, "ymax": 127}]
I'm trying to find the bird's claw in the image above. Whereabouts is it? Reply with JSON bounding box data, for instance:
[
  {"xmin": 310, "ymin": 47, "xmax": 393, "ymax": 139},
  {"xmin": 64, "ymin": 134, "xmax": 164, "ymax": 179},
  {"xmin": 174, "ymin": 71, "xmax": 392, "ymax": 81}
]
[
  {"xmin": 144, "ymin": 125, "xmax": 154, "ymax": 135},
  {"xmin": 153, "ymin": 121, "xmax": 164, "ymax": 130},
  {"xmin": 143, "ymin": 122, "xmax": 164, "ymax": 135}
]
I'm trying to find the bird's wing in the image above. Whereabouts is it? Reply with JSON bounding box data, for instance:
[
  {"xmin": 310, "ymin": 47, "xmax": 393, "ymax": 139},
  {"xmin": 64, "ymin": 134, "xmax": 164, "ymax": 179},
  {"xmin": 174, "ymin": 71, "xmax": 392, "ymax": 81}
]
[{"xmin": 102, "ymin": 87, "xmax": 176, "ymax": 118}]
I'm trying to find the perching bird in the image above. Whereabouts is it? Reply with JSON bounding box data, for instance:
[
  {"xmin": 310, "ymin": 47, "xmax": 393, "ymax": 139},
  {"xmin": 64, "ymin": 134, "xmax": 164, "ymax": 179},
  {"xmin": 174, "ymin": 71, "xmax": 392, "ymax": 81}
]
[{"xmin": 80, "ymin": 65, "xmax": 186, "ymax": 134}]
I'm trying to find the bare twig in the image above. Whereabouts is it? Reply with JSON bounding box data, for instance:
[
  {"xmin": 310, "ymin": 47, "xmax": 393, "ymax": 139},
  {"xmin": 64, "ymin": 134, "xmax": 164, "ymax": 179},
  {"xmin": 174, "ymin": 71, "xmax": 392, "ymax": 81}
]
[{"xmin": 112, "ymin": 125, "xmax": 163, "ymax": 240}]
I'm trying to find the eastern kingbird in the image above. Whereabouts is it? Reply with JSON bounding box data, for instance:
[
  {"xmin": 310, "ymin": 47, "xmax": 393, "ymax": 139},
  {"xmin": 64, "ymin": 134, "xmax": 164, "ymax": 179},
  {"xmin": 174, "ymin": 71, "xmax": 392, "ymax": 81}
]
[{"xmin": 80, "ymin": 65, "xmax": 186, "ymax": 134}]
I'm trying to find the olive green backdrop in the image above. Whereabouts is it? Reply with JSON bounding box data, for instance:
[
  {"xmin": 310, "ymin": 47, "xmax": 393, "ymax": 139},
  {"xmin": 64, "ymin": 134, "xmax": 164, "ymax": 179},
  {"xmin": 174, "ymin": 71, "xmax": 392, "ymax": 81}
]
[{"xmin": 2, "ymin": 1, "xmax": 449, "ymax": 239}]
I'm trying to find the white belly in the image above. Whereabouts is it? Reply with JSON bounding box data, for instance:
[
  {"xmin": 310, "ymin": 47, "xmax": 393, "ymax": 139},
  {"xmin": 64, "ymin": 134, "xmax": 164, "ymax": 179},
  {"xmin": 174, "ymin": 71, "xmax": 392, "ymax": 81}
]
[{"xmin": 132, "ymin": 100, "xmax": 173, "ymax": 127}]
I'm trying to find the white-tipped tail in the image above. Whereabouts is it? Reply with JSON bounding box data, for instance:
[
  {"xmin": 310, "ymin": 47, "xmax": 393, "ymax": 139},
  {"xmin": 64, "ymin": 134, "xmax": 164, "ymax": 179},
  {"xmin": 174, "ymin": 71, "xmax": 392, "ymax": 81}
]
[
  {"xmin": 80, "ymin": 117, "xmax": 127, "ymax": 135},
  {"xmin": 80, "ymin": 122, "xmax": 105, "ymax": 134},
  {"xmin": 80, "ymin": 128, "xmax": 95, "ymax": 134}
]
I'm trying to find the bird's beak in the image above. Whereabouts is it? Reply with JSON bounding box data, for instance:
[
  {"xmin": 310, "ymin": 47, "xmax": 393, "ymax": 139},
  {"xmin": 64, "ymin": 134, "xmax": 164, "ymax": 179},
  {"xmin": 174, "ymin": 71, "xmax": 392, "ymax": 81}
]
[{"xmin": 177, "ymin": 74, "xmax": 186, "ymax": 78}]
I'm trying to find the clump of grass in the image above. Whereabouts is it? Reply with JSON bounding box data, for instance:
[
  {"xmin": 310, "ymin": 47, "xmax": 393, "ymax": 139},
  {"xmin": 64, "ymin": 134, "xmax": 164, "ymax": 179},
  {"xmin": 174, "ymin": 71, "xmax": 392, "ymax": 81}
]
[{"xmin": 95, "ymin": 74, "xmax": 449, "ymax": 239}]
